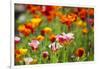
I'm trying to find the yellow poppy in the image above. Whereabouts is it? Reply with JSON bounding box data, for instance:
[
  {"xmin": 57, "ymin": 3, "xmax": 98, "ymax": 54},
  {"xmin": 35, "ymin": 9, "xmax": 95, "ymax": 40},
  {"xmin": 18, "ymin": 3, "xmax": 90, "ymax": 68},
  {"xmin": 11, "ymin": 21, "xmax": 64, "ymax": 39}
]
[
  {"xmin": 76, "ymin": 20, "xmax": 87, "ymax": 28},
  {"xmin": 31, "ymin": 18, "xmax": 42, "ymax": 28},
  {"xmin": 36, "ymin": 35, "xmax": 45, "ymax": 41},
  {"xmin": 19, "ymin": 48, "xmax": 28, "ymax": 55},
  {"xmin": 17, "ymin": 24, "xmax": 26, "ymax": 32},
  {"xmin": 82, "ymin": 28, "xmax": 88, "ymax": 34},
  {"xmin": 43, "ymin": 27, "xmax": 52, "ymax": 34}
]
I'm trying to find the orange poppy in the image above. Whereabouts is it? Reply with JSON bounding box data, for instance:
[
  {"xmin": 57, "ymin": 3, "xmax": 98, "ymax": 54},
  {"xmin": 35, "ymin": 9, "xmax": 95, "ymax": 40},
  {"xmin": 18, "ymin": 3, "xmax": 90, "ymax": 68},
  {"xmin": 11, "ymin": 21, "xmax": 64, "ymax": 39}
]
[
  {"xmin": 82, "ymin": 28, "xmax": 88, "ymax": 34},
  {"xmin": 49, "ymin": 34, "xmax": 56, "ymax": 43},
  {"xmin": 78, "ymin": 8, "xmax": 87, "ymax": 20},
  {"xmin": 87, "ymin": 8, "xmax": 94, "ymax": 16},
  {"xmin": 36, "ymin": 35, "xmax": 45, "ymax": 41},
  {"xmin": 75, "ymin": 48, "xmax": 85, "ymax": 57}
]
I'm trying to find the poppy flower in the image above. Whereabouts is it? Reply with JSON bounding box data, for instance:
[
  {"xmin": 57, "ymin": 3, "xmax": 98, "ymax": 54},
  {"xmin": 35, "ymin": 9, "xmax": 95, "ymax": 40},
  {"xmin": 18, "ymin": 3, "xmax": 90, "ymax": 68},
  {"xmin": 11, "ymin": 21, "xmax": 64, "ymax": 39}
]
[
  {"xmin": 24, "ymin": 28, "xmax": 32, "ymax": 36},
  {"xmin": 82, "ymin": 28, "xmax": 88, "ymax": 34},
  {"xmin": 49, "ymin": 42, "xmax": 62, "ymax": 52},
  {"xmin": 87, "ymin": 8, "xmax": 94, "ymax": 16},
  {"xmin": 49, "ymin": 34, "xmax": 56, "ymax": 43},
  {"xmin": 24, "ymin": 57, "xmax": 33, "ymax": 65},
  {"xmin": 15, "ymin": 50, "xmax": 21, "ymax": 58},
  {"xmin": 41, "ymin": 27, "xmax": 52, "ymax": 35},
  {"xmin": 60, "ymin": 15, "xmax": 68, "ymax": 24},
  {"xmin": 60, "ymin": 13, "xmax": 77, "ymax": 31},
  {"xmin": 25, "ymin": 22, "xmax": 33, "ymax": 30},
  {"xmin": 41, "ymin": 6, "xmax": 55, "ymax": 16},
  {"xmin": 15, "ymin": 51, "xmax": 23, "ymax": 63},
  {"xmin": 75, "ymin": 48, "xmax": 85, "ymax": 57},
  {"xmin": 17, "ymin": 24, "xmax": 26, "ymax": 33},
  {"xmin": 15, "ymin": 48, "xmax": 28, "ymax": 61},
  {"xmin": 42, "ymin": 51, "xmax": 49, "ymax": 59},
  {"xmin": 18, "ymin": 48, "xmax": 28, "ymax": 55},
  {"xmin": 36, "ymin": 35, "xmax": 45, "ymax": 41},
  {"xmin": 41, "ymin": 6, "xmax": 60, "ymax": 22},
  {"xmin": 25, "ymin": 22, "xmax": 35, "ymax": 33},
  {"xmin": 56, "ymin": 32, "xmax": 74, "ymax": 46},
  {"xmin": 17, "ymin": 24, "xmax": 32, "ymax": 36},
  {"xmin": 78, "ymin": 8, "xmax": 87, "ymax": 20},
  {"xmin": 67, "ymin": 13, "xmax": 77, "ymax": 22},
  {"xmin": 87, "ymin": 18, "xmax": 94, "ymax": 26},
  {"xmin": 31, "ymin": 18, "xmax": 42, "ymax": 28},
  {"xmin": 26, "ymin": 5, "xmax": 40, "ymax": 14},
  {"xmin": 15, "ymin": 36, "xmax": 21, "ymax": 43},
  {"xmin": 28, "ymin": 40, "xmax": 40, "ymax": 52},
  {"xmin": 76, "ymin": 19, "xmax": 87, "ymax": 28}
]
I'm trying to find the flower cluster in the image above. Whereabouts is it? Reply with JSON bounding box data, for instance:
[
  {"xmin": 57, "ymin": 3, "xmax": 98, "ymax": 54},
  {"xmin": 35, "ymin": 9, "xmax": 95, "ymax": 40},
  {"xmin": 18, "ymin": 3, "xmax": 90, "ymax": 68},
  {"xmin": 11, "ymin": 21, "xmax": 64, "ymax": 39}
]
[
  {"xmin": 15, "ymin": 4, "xmax": 94, "ymax": 65},
  {"xmin": 56, "ymin": 32, "xmax": 74, "ymax": 46}
]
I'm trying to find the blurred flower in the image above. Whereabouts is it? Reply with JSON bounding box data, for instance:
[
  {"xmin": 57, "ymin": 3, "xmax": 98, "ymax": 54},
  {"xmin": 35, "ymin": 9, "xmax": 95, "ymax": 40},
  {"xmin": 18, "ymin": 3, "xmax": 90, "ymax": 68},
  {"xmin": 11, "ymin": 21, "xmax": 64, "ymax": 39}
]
[
  {"xmin": 18, "ymin": 24, "xmax": 26, "ymax": 33},
  {"xmin": 42, "ymin": 51, "xmax": 49, "ymax": 59},
  {"xmin": 56, "ymin": 32, "xmax": 74, "ymax": 46},
  {"xmin": 49, "ymin": 42, "xmax": 62, "ymax": 52},
  {"xmin": 67, "ymin": 13, "xmax": 77, "ymax": 22},
  {"xmin": 24, "ymin": 28, "xmax": 32, "ymax": 36},
  {"xmin": 18, "ymin": 24, "xmax": 34, "ymax": 36},
  {"xmin": 30, "ymin": 58, "xmax": 38, "ymax": 64},
  {"xmin": 78, "ymin": 8, "xmax": 87, "ymax": 20},
  {"xmin": 76, "ymin": 19, "xmax": 87, "ymax": 28},
  {"xmin": 87, "ymin": 8, "xmax": 94, "ymax": 16},
  {"xmin": 31, "ymin": 18, "xmax": 42, "ymax": 28},
  {"xmin": 82, "ymin": 28, "xmax": 88, "ymax": 34},
  {"xmin": 87, "ymin": 18, "xmax": 94, "ymax": 26},
  {"xmin": 17, "ymin": 24, "xmax": 31, "ymax": 36},
  {"xmin": 24, "ymin": 57, "xmax": 33, "ymax": 65},
  {"xmin": 62, "ymin": 32, "xmax": 74, "ymax": 39},
  {"xmin": 25, "ymin": 22, "xmax": 35, "ymax": 33},
  {"xmin": 73, "ymin": 8, "xmax": 79, "ymax": 14},
  {"xmin": 28, "ymin": 40, "xmax": 40, "ymax": 52},
  {"xmin": 60, "ymin": 15, "xmax": 68, "ymax": 24},
  {"xmin": 31, "ymin": 18, "xmax": 42, "ymax": 24},
  {"xmin": 49, "ymin": 34, "xmax": 56, "ymax": 43},
  {"xmin": 25, "ymin": 22, "xmax": 33, "ymax": 30},
  {"xmin": 41, "ymin": 6, "xmax": 61, "ymax": 22},
  {"xmin": 15, "ymin": 57, "xmax": 23, "ymax": 63},
  {"xmin": 19, "ymin": 48, "xmax": 28, "ymax": 55},
  {"xmin": 15, "ymin": 36, "xmax": 21, "ymax": 43},
  {"xmin": 76, "ymin": 20, "xmax": 83, "ymax": 27},
  {"xmin": 75, "ymin": 47, "xmax": 85, "ymax": 57},
  {"xmin": 18, "ymin": 14, "xmax": 26, "ymax": 23},
  {"xmin": 27, "ymin": 5, "xmax": 41, "ymax": 14},
  {"xmin": 15, "ymin": 4, "xmax": 26, "ymax": 12},
  {"xmin": 41, "ymin": 27, "xmax": 52, "ymax": 35},
  {"xmin": 15, "ymin": 49, "xmax": 23, "ymax": 62},
  {"xmin": 36, "ymin": 35, "xmax": 45, "ymax": 41},
  {"xmin": 15, "ymin": 50, "xmax": 21, "ymax": 58},
  {"xmin": 56, "ymin": 11, "xmax": 62, "ymax": 17},
  {"xmin": 60, "ymin": 13, "xmax": 77, "ymax": 31},
  {"xmin": 15, "ymin": 48, "xmax": 28, "ymax": 61}
]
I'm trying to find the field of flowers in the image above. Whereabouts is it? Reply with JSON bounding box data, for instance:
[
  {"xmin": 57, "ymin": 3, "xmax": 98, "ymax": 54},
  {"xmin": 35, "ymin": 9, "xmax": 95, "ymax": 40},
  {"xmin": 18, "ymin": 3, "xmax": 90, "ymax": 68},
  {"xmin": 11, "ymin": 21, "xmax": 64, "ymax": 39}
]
[{"xmin": 14, "ymin": 4, "xmax": 94, "ymax": 65}]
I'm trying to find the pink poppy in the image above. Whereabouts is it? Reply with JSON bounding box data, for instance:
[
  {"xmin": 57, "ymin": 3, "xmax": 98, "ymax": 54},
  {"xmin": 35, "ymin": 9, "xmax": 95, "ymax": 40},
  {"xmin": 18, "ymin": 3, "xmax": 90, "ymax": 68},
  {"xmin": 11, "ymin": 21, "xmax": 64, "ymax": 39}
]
[
  {"xmin": 49, "ymin": 42, "xmax": 62, "ymax": 52},
  {"xmin": 28, "ymin": 40, "xmax": 40, "ymax": 51},
  {"xmin": 56, "ymin": 32, "xmax": 74, "ymax": 45},
  {"xmin": 15, "ymin": 36, "xmax": 21, "ymax": 43}
]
